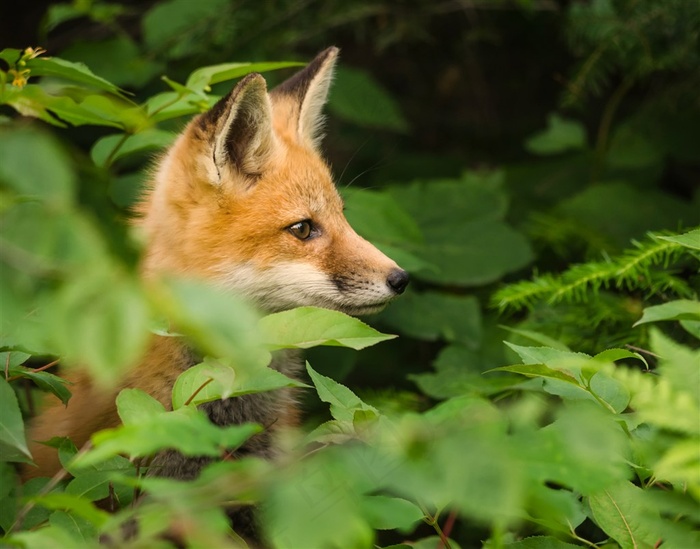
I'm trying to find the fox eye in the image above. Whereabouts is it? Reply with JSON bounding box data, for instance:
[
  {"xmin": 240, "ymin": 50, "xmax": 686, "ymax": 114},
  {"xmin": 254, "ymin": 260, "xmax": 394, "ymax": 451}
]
[{"xmin": 288, "ymin": 220, "xmax": 314, "ymax": 240}]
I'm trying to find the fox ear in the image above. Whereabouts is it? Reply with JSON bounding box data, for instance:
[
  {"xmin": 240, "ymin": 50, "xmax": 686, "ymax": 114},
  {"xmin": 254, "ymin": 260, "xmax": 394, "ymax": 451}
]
[
  {"xmin": 199, "ymin": 73, "xmax": 275, "ymax": 182},
  {"xmin": 272, "ymin": 46, "xmax": 339, "ymax": 149}
]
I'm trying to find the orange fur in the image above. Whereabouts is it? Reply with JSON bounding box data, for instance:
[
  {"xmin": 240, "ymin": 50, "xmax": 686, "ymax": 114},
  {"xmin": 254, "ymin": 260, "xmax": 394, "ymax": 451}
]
[{"xmin": 23, "ymin": 47, "xmax": 407, "ymax": 481}]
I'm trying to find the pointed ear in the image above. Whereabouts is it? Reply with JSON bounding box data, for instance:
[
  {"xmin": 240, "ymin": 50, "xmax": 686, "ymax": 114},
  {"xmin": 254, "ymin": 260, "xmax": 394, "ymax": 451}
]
[
  {"xmin": 198, "ymin": 73, "xmax": 275, "ymax": 181},
  {"xmin": 272, "ymin": 46, "xmax": 339, "ymax": 149}
]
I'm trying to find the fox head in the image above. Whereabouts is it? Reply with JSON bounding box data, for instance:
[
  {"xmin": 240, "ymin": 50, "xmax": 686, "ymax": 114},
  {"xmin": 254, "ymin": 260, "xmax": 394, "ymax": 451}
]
[{"xmin": 140, "ymin": 47, "xmax": 408, "ymax": 315}]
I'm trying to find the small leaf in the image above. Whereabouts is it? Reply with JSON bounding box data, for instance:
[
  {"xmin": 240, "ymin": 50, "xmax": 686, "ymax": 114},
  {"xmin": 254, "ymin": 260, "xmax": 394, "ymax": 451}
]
[
  {"xmin": 49, "ymin": 510, "xmax": 98, "ymax": 542},
  {"xmin": 306, "ymin": 363, "xmax": 377, "ymax": 423},
  {"xmin": 329, "ymin": 67, "xmax": 408, "ymax": 132},
  {"xmin": 634, "ymin": 299, "xmax": 700, "ymax": 327},
  {"xmin": 504, "ymin": 342, "xmax": 591, "ymax": 366},
  {"xmin": 657, "ymin": 227, "xmax": 700, "ymax": 250},
  {"xmin": 91, "ymin": 129, "xmax": 175, "ymax": 167},
  {"xmin": 31, "ymin": 492, "xmax": 110, "ymax": 527},
  {"xmin": 588, "ymin": 481, "xmax": 661, "ymax": 549},
  {"xmin": 361, "ymin": 495, "xmax": 423, "ymax": 530},
  {"xmin": 186, "ymin": 61, "xmax": 305, "ymax": 93},
  {"xmin": 525, "ymin": 114, "xmax": 586, "ymax": 155},
  {"xmin": 588, "ymin": 371, "xmax": 630, "ymax": 414},
  {"xmin": 503, "ymin": 537, "xmax": 581, "ymax": 549},
  {"xmin": 488, "ymin": 364, "xmax": 582, "ymax": 385},
  {"xmin": 260, "ymin": 307, "xmax": 396, "ymax": 350},
  {"xmin": 0, "ymin": 378, "xmax": 31, "ymax": 463},
  {"xmin": 171, "ymin": 356, "xmax": 305, "ymax": 410},
  {"xmin": 116, "ymin": 388, "xmax": 166, "ymax": 425},
  {"xmin": 26, "ymin": 55, "xmax": 124, "ymax": 96}
]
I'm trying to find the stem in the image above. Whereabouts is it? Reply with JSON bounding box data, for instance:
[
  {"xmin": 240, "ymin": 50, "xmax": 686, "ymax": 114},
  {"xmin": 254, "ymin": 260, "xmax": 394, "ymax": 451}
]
[
  {"xmin": 7, "ymin": 359, "xmax": 60, "ymax": 382},
  {"xmin": 184, "ymin": 377, "xmax": 214, "ymax": 406},
  {"xmin": 592, "ymin": 78, "xmax": 634, "ymax": 183},
  {"xmin": 567, "ymin": 520, "xmax": 599, "ymax": 549},
  {"xmin": 10, "ymin": 440, "xmax": 93, "ymax": 533},
  {"xmin": 419, "ymin": 504, "xmax": 451, "ymax": 549},
  {"xmin": 103, "ymin": 132, "xmax": 131, "ymax": 169}
]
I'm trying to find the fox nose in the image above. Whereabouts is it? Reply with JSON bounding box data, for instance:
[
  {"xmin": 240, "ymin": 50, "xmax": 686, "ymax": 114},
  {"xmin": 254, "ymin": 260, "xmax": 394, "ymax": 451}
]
[{"xmin": 387, "ymin": 269, "xmax": 409, "ymax": 295}]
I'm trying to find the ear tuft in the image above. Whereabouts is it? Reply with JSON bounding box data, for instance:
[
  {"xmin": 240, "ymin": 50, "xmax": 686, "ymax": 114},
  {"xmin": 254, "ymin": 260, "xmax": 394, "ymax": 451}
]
[
  {"xmin": 199, "ymin": 73, "xmax": 275, "ymax": 182},
  {"xmin": 272, "ymin": 47, "xmax": 339, "ymax": 149}
]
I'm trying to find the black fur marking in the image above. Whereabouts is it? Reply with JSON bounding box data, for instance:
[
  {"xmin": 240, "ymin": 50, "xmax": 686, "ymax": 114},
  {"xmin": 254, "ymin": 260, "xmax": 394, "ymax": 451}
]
[{"xmin": 271, "ymin": 46, "xmax": 337, "ymax": 101}]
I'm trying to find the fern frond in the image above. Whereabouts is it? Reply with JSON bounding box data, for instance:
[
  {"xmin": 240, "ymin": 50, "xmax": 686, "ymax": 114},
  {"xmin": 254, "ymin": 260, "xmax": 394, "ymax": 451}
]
[{"xmin": 494, "ymin": 229, "xmax": 699, "ymax": 313}]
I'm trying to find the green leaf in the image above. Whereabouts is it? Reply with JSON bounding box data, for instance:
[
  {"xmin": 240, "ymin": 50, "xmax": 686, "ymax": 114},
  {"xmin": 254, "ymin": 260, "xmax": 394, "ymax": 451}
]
[
  {"xmin": 657, "ymin": 227, "xmax": 700, "ymax": 250},
  {"xmin": 76, "ymin": 406, "xmax": 261, "ymax": 467},
  {"xmin": 380, "ymin": 291, "xmax": 482, "ymax": 348},
  {"xmin": 91, "ymin": 129, "xmax": 176, "ymax": 167},
  {"xmin": 489, "ymin": 364, "xmax": 581, "ymax": 385},
  {"xmin": 186, "ymin": 61, "xmax": 305, "ymax": 93},
  {"xmin": 116, "ymin": 388, "xmax": 166, "ymax": 426},
  {"xmin": 500, "ymin": 327, "xmax": 571, "ymax": 351},
  {"xmin": 260, "ymin": 307, "xmax": 396, "ymax": 350},
  {"xmin": 30, "ymin": 492, "xmax": 109, "ymax": 527},
  {"xmin": 48, "ymin": 269, "xmax": 151, "ymax": 385},
  {"xmin": 307, "ymin": 363, "xmax": 378, "ymax": 423},
  {"xmin": 329, "ymin": 67, "xmax": 408, "ymax": 132},
  {"xmin": 49, "ymin": 510, "xmax": 98, "ymax": 542},
  {"xmin": 0, "ymin": 126, "xmax": 75, "ymax": 207},
  {"xmin": 504, "ymin": 342, "xmax": 590, "ymax": 367},
  {"xmin": 589, "ymin": 371, "xmax": 630, "ymax": 413},
  {"xmin": 588, "ymin": 481, "xmax": 661, "ymax": 549},
  {"xmin": 156, "ymin": 277, "xmax": 266, "ymax": 371},
  {"xmin": 503, "ymin": 537, "xmax": 581, "ymax": 549},
  {"xmin": 171, "ymin": 356, "xmax": 305, "ymax": 410},
  {"xmin": 26, "ymin": 55, "xmax": 124, "ymax": 96},
  {"xmin": 0, "ymin": 377, "xmax": 31, "ymax": 463},
  {"xmin": 525, "ymin": 114, "xmax": 586, "ymax": 155},
  {"xmin": 342, "ymin": 188, "xmax": 424, "ymax": 248},
  {"xmin": 8, "ymin": 365, "xmax": 71, "ymax": 405},
  {"xmin": 361, "ymin": 495, "xmax": 423, "ymax": 531},
  {"xmin": 634, "ymin": 299, "xmax": 700, "ymax": 327},
  {"xmin": 593, "ymin": 348, "xmax": 648, "ymax": 367}
]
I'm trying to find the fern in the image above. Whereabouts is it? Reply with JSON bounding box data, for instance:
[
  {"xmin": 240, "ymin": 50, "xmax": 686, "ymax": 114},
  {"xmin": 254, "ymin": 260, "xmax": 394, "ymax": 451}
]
[{"xmin": 494, "ymin": 229, "xmax": 699, "ymax": 313}]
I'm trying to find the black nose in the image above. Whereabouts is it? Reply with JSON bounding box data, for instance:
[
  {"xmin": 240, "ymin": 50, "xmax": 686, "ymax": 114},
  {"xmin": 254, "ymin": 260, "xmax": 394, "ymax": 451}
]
[{"xmin": 387, "ymin": 269, "xmax": 409, "ymax": 295}]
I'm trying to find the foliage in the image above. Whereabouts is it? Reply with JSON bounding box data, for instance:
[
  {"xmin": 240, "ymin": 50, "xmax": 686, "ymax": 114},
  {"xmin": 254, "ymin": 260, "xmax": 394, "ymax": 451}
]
[{"xmin": 1, "ymin": 0, "xmax": 699, "ymax": 548}]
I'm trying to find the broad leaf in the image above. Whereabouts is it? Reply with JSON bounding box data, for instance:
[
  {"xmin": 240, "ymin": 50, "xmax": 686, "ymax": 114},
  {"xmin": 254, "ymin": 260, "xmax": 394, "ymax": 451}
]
[
  {"xmin": 91, "ymin": 129, "xmax": 175, "ymax": 167},
  {"xmin": 116, "ymin": 388, "xmax": 166, "ymax": 426},
  {"xmin": 186, "ymin": 61, "xmax": 305, "ymax": 93},
  {"xmin": 525, "ymin": 114, "xmax": 586, "ymax": 155},
  {"xmin": 657, "ymin": 227, "xmax": 700, "ymax": 250},
  {"xmin": 588, "ymin": 482, "xmax": 661, "ymax": 549},
  {"xmin": 0, "ymin": 378, "xmax": 31, "ymax": 463},
  {"xmin": 171, "ymin": 356, "xmax": 305, "ymax": 410},
  {"xmin": 634, "ymin": 299, "xmax": 700, "ymax": 326},
  {"xmin": 360, "ymin": 495, "xmax": 423, "ymax": 531},
  {"xmin": 307, "ymin": 363, "xmax": 377, "ymax": 423},
  {"xmin": 260, "ymin": 307, "xmax": 395, "ymax": 350}
]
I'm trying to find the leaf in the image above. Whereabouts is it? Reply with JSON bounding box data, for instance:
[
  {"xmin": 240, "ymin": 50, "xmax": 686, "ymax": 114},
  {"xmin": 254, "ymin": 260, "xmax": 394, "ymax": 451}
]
[
  {"xmin": 329, "ymin": 66, "xmax": 408, "ymax": 132},
  {"xmin": 488, "ymin": 364, "xmax": 582, "ymax": 385},
  {"xmin": 8, "ymin": 365, "xmax": 71, "ymax": 405},
  {"xmin": 26, "ymin": 55, "xmax": 124, "ymax": 96},
  {"xmin": 116, "ymin": 388, "xmax": 166, "ymax": 426},
  {"xmin": 186, "ymin": 61, "xmax": 305, "ymax": 93},
  {"xmin": 380, "ymin": 291, "xmax": 482, "ymax": 347},
  {"xmin": 0, "ymin": 126, "xmax": 74, "ymax": 207},
  {"xmin": 503, "ymin": 537, "xmax": 581, "ymax": 549},
  {"xmin": 259, "ymin": 307, "xmax": 396, "ymax": 350},
  {"xmin": 0, "ymin": 377, "xmax": 31, "ymax": 463},
  {"xmin": 588, "ymin": 481, "xmax": 661, "ymax": 549},
  {"xmin": 634, "ymin": 299, "xmax": 700, "ymax": 327},
  {"xmin": 155, "ymin": 277, "xmax": 265, "ymax": 370},
  {"xmin": 76, "ymin": 406, "xmax": 261, "ymax": 467},
  {"xmin": 500, "ymin": 327, "xmax": 571, "ymax": 351},
  {"xmin": 306, "ymin": 363, "xmax": 378, "ymax": 423},
  {"xmin": 504, "ymin": 342, "xmax": 590, "ymax": 367},
  {"xmin": 525, "ymin": 114, "xmax": 586, "ymax": 155},
  {"xmin": 142, "ymin": 0, "xmax": 230, "ymax": 56},
  {"xmin": 657, "ymin": 227, "xmax": 700, "ymax": 250},
  {"xmin": 593, "ymin": 348, "xmax": 648, "ymax": 367},
  {"xmin": 589, "ymin": 371, "xmax": 630, "ymax": 413},
  {"xmin": 342, "ymin": 188, "xmax": 424, "ymax": 248},
  {"xmin": 30, "ymin": 492, "xmax": 109, "ymax": 527},
  {"xmin": 171, "ymin": 356, "xmax": 305, "ymax": 410},
  {"xmin": 49, "ymin": 510, "xmax": 98, "ymax": 542},
  {"xmin": 91, "ymin": 129, "xmax": 176, "ymax": 167},
  {"xmin": 360, "ymin": 495, "xmax": 423, "ymax": 531}
]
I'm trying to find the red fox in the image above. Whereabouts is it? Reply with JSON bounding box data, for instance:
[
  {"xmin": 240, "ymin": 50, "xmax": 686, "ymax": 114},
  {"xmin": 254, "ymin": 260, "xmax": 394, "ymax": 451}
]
[{"xmin": 23, "ymin": 47, "xmax": 408, "ymax": 535}]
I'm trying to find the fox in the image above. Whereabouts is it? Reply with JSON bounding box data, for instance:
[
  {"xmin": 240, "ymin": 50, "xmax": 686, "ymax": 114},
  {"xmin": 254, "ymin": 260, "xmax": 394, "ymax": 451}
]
[{"xmin": 22, "ymin": 47, "xmax": 408, "ymax": 537}]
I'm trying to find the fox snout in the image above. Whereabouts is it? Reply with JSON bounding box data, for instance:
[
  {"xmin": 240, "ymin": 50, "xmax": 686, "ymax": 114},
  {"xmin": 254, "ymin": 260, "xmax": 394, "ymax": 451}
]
[{"xmin": 387, "ymin": 268, "xmax": 410, "ymax": 295}]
